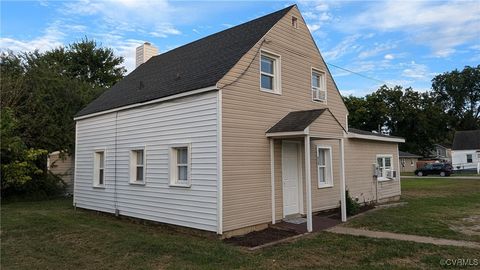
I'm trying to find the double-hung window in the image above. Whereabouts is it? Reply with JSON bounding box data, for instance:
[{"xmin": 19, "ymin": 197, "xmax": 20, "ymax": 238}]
[
  {"xmin": 260, "ymin": 52, "xmax": 281, "ymax": 94},
  {"xmin": 312, "ymin": 69, "xmax": 326, "ymax": 102},
  {"xmin": 317, "ymin": 146, "xmax": 333, "ymax": 188},
  {"xmin": 466, "ymin": 154, "xmax": 473, "ymax": 163},
  {"xmin": 94, "ymin": 151, "xmax": 105, "ymax": 187},
  {"xmin": 170, "ymin": 145, "xmax": 191, "ymax": 187},
  {"xmin": 130, "ymin": 149, "xmax": 145, "ymax": 184},
  {"xmin": 376, "ymin": 155, "xmax": 393, "ymax": 180}
]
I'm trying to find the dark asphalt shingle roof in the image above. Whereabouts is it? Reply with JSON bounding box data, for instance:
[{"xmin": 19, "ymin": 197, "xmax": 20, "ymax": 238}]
[
  {"xmin": 348, "ymin": 128, "xmax": 404, "ymax": 139},
  {"xmin": 399, "ymin": 151, "xmax": 422, "ymax": 158},
  {"xmin": 76, "ymin": 5, "xmax": 294, "ymax": 117},
  {"xmin": 266, "ymin": 109, "xmax": 327, "ymax": 133},
  {"xmin": 452, "ymin": 130, "xmax": 480, "ymax": 150}
]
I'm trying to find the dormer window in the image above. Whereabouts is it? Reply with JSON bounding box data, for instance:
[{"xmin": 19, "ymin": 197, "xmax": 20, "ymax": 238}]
[
  {"xmin": 260, "ymin": 51, "xmax": 281, "ymax": 94},
  {"xmin": 292, "ymin": 16, "xmax": 298, "ymax": 28},
  {"xmin": 312, "ymin": 69, "xmax": 326, "ymax": 102}
]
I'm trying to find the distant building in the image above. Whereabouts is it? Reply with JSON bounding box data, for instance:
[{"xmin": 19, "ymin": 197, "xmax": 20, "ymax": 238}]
[
  {"xmin": 135, "ymin": 42, "xmax": 158, "ymax": 68},
  {"xmin": 47, "ymin": 151, "xmax": 74, "ymax": 194},
  {"xmin": 429, "ymin": 144, "xmax": 451, "ymax": 162},
  {"xmin": 451, "ymin": 130, "xmax": 480, "ymax": 172},
  {"xmin": 399, "ymin": 151, "xmax": 422, "ymax": 172}
]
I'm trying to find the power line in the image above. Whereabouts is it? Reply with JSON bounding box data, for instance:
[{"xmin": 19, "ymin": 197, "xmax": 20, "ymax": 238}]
[{"xmin": 326, "ymin": 62, "xmax": 395, "ymax": 86}]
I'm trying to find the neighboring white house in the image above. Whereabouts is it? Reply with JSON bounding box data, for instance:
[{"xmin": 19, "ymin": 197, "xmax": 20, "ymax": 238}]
[{"xmin": 451, "ymin": 130, "xmax": 480, "ymax": 172}]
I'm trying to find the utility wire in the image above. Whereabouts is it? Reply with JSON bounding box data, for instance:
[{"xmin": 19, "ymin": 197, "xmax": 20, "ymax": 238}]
[{"xmin": 326, "ymin": 62, "xmax": 396, "ymax": 86}]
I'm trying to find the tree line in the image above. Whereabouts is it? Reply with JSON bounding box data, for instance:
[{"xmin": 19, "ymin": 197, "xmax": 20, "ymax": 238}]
[
  {"xmin": 344, "ymin": 65, "xmax": 480, "ymax": 156},
  {"xmin": 1, "ymin": 39, "xmax": 125, "ymax": 198},
  {"xmin": 1, "ymin": 38, "xmax": 478, "ymax": 198}
]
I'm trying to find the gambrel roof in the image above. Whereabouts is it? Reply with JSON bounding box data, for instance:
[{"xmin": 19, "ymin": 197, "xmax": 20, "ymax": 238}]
[{"xmin": 76, "ymin": 5, "xmax": 295, "ymax": 117}]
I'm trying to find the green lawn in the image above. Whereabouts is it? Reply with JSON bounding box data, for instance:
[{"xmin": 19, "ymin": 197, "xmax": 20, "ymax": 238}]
[
  {"xmin": 401, "ymin": 171, "xmax": 480, "ymax": 177},
  {"xmin": 347, "ymin": 178, "xmax": 480, "ymax": 242},
  {"xmin": 2, "ymin": 179, "xmax": 480, "ymax": 269}
]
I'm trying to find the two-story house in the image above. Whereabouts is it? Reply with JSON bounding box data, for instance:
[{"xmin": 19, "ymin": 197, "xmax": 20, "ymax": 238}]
[{"xmin": 73, "ymin": 5, "xmax": 404, "ymax": 237}]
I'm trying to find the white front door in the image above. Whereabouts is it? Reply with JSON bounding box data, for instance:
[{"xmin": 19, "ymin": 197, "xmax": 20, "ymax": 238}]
[{"xmin": 282, "ymin": 141, "xmax": 300, "ymax": 216}]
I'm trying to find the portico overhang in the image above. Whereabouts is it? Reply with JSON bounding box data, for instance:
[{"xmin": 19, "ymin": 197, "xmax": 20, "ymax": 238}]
[{"xmin": 265, "ymin": 109, "xmax": 348, "ymax": 233}]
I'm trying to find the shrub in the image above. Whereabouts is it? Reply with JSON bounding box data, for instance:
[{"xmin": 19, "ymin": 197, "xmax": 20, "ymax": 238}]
[{"xmin": 346, "ymin": 190, "xmax": 360, "ymax": 216}]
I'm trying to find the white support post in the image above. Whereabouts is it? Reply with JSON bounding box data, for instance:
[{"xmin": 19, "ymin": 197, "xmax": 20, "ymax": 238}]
[
  {"xmin": 339, "ymin": 138, "xmax": 347, "ymax": 222},
  {"xmin": 270, "ymin": 138, "xmax": 276, "ymax": 224},
  {"xmin": 304, "ymin": 135, "xmax": 313, "ymax": 232}
]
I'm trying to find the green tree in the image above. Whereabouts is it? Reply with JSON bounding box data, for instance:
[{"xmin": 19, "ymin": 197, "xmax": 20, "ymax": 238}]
[{"xmin": 432, "ymin": 65, "xmax": 480, "ymax": 131}]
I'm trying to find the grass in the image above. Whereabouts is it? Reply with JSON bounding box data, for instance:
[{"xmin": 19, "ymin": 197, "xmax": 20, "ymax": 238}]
[
  {"xmin": 401, "ymin": 171, "xmax": 480, "ymax": 177},
  {"xmin": 2, "ymin": 179, "xmax": 480, "ymax": 269},
  {"xmin": 347, "ymin": 178, "xmax": 480, "ymax": 242}
]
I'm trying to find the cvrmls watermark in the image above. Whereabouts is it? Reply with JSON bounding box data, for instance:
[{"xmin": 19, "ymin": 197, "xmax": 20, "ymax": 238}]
[{"xmin": 440, "ymin": 258, "xmax": 479, "ymax": 267}]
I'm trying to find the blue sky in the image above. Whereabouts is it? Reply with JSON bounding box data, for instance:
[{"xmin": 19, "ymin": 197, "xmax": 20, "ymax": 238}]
[{"xmin": 1, "ymin": 0, "xmax": 479, "ymax": 96}]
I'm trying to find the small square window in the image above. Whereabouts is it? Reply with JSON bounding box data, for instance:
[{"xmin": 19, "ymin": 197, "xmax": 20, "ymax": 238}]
[
  {"xmin": 170, "ymin": 145, "xmax": 191, "ymax": 187},
  {"xmin": 130, "ymin": 149, "xmax": 145, "ymax": 184},
  {"xmin": 466, "ymin": 154, "xmax": 473, "ymax": 163}
]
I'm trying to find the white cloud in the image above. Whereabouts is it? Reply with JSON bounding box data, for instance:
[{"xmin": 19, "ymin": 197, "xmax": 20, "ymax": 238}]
[
  {"xmin": 401, "ymin": 61, "xmax": 430, "ymax": 80},
  {"xmin": 60, "ymin": 0, "xmax": 181, "ymax": 39},
  {"xmin": 358, "ymin": 42, "xmax": 397, "ymax": 59},
  {"xmin": 323, "ymin": 34, "xmax": 362, "ymax": 61},
  {"xmin": 0, "ymin": 21, "xmax": 65, "ymax": 52},
  {"xmin": 384, "ymin": 54, "xmax": 394, "ymax": 60},
  {"xmin": 344, "ymin": 0, "xmax": 480, "ymax": 57}
]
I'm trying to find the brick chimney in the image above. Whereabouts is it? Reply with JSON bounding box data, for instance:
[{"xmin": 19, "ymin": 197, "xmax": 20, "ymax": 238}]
[{"xmin": 135, "ymin": 42, "xmax": 158, "ymax": 68}]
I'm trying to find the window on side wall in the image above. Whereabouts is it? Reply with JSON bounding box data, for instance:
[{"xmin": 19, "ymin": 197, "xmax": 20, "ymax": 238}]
[
  {"xmin": 317, "ymin": 145, "xmax": 333, "ymax": 188},
  {"xmin": 93, "ymin": 151, "xmax": 105, "ymax": 187},
  {"xmin": 130, "ymin": 149, "xmax": 145, "ymax": 184},
  {"xmin": 312, "ymin": 69, "xmax": 326, "ymax": 102},
  {"xmin": 466, "ymin": 154, "xmax": 473, "ymax": 163},
  {"xmin": 376, "ymin": 155, "xmax": 394, "ymax": 180},
  {"xmin": 260, "ymin": 52, "xmax": 281, "ymax": 94},
  {"xmin": 170, "ymin": 145, "xmax": 191, "ymax": 187}
]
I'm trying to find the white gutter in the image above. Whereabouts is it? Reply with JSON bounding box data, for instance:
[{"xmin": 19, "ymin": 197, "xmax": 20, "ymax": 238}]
[
  {"xmin": 347, "ymin": 132, "xmax": 405, "ymax": 143},
  {"xmin": 74, "ymin": 85, "xmax": 218, "ymax": 121}
]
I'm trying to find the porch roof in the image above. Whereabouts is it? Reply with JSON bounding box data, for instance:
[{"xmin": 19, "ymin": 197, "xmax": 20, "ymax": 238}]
[{"xmin": 266, "ymin": 109, "xmax": 327, "ymax": 134}]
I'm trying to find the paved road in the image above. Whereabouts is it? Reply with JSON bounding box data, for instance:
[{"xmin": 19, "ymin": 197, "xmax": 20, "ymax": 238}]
[{"xmin": 402, "ymin": 175, "xmax": 480, "ymax": 179}]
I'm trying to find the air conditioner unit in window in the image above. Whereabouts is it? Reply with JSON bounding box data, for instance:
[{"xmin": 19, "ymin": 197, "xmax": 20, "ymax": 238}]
[{"xmin": 386, "ymin": 170, "xmax": 397, "ymax": 179}]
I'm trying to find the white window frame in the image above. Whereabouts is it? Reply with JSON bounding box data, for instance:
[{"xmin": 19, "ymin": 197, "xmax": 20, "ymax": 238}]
[
  {"xmin": 466, "ymin": 154, "xmax": 473, "ymax": 163},
  {"xmin": 129, "ymin": 148, "xmax": 146, "ymax": 185},
  {"xmin": 260, "ymin": 50, "xmax": 281, "ymax": 95},
  {"xmin": 93, "ymin": 149, "xmax": 106, "ymax": 188},
  {"xmin": 317, "ymin": 145, "xmax": 333, "ymax": 188},
  {"xmin": 311, "ymin": 68, "xmax": 327, "ymax": 103},
  {"xmin": 169, "ymin": 144, "xmax": 192, "ymax": 187},
  {"xmin": 376, "ymin": 154, "xmax": 394, "ymax": 181}
]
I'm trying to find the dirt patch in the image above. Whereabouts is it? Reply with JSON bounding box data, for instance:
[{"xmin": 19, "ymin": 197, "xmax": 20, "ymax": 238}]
[
  {"xmin": 224, "ymin": 227, "xmax": 298, "ymax": 247},
  {"xmin": 450, "ymin": 215, "xmax": 480, "ymax": 236}
]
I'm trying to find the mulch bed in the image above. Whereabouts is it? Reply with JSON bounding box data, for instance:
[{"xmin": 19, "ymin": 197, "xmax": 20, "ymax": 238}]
[{"xmin": 224, "ymin": 227, "xmax": 298, "ymax": 247}]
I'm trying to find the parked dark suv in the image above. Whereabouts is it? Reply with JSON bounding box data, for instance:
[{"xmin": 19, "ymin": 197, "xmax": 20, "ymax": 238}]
[{"xmin": 415, "ymin": 163, "xmax": 453, "ymax": 177}]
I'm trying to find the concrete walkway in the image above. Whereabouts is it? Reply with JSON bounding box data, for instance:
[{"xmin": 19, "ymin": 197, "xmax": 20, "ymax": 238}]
[
  {"xmin": 402, "ymin": 176, "xmax": 480, "ymax": 179},
  {"xmin": 327, "ymin": 226, "xmax": 480, "ymax": 249}
]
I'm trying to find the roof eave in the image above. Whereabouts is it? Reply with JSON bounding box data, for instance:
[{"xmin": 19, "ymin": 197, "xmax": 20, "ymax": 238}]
[
  {"xmin": 347, "ymin": 132, "xmax": 405, "ymax": 143},
  {"xmin": 74, "ymin": 85, "xmax": 219, "ymax": 121}
]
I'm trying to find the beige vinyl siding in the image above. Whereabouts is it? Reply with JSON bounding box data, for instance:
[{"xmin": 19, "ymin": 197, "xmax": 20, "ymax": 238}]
[
  {"xmin": 309, "ymin": 110, "xmax": 345, "ymax": 138},
  {"xmin": 344, "ymin": 139, "xmax": 401, "ymax": 203},
  {"xmin": 219, "ymin": 6, "xmax": 348, "ymax": 232}
]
